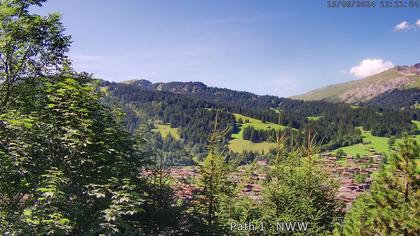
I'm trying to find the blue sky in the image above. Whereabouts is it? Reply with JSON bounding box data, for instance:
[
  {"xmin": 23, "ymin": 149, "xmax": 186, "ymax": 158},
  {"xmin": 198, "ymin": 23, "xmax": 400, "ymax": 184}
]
[{"xmin": 32, "ymin": 0, "xmax": 420, "ymax": 97}]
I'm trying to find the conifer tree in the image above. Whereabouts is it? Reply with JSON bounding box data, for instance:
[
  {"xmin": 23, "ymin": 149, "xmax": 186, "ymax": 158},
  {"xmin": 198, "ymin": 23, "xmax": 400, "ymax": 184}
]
[
  {"xmin": 259, "ymin": 125, "xmax": 344, "ymax": 235},
  {"xmin": 190, "ymin": 114, "xmax": 236, "ymax": 235},
  {"xmin": 137, "ymin": 149, "xmax": 185, "ymax": 235},
  {"xmin": 342, "ymin": 135, "xmax": 420, "ymax": 236}
]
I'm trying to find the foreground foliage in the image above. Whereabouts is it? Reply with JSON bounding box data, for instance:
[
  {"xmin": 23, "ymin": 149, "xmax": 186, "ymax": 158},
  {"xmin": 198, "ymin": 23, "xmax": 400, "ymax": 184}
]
[{"xmin": 340, "ymin": 136, "xmax": 420, "ymax": 236}]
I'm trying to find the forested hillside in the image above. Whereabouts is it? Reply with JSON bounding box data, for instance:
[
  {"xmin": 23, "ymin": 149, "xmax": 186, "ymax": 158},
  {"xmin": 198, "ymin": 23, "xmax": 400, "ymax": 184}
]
[
  {"xmin": 100, "ymin": 79, "xmax": 419, "ymax": 165},
  {"xmin": 365, "ymin": 88, "xmax": 420, "ymax": 109}
]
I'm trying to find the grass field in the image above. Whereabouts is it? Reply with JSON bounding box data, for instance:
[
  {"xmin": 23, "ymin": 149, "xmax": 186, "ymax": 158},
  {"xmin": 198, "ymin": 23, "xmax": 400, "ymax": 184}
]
[
  {"xmin": 336, "ymin": 158, "xmax": 348, "ymax": 167},
  {"xmin": 152, "ymin": 124, "xmax": 180, "ymax": 140},
  {"xmin": 338, "ymin": 130, "xmax": 389, "ymax": 156},
  {"xmin": 292, "ymin": 69, "xmax": 420, "ymax": 102},
  {"xmin": 229, "ymin": 113, "xmax": 284, "ymax": 153},
  {"xmin": 413, "ymin": 120, "xmax": 420, "ymax": 130},
  {"xmin": 270, "ymin": 108, "xmax": 281, "ymax": 113},
  {"xmin": 229, "ymin": 139, "xmax": 275, "ymax": 153},
  {"xmin": 100, "ymin": 86, "xmax": 109, "ymax": 95},
  {"xmin": 231, "ymin": 113, "xmax": 286, "ymax": 139},
  {"xmin": 336, "ymin": 121, "xmax": 420, "ymax": 157},
  {"xmin": 307, "ymin": 116, "xmax": 322, "ymax": 121}
]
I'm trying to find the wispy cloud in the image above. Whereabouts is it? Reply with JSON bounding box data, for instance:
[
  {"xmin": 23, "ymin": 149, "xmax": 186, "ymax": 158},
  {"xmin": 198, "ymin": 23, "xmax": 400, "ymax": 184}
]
[
  {"xmin": 393, "ymin": 20, "xmax": 420, "ymax": 31},
  {"xmin": 349, "ymin": 59, "xmax": 394, "ymax": 78},
  {"xmin": 394, "ymin": 21, "xmax": 411, "ymax": 31}
]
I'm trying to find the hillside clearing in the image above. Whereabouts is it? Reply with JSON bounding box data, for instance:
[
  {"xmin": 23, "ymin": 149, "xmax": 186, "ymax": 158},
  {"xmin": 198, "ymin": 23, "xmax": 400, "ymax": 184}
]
[
  {"xmin": 152, "ymin": 124, "xmax": 180, "ymax": 140},
  {"xmin": 229, "ymin": 113, "xmax": 284, "ymax": 153},
  {"xmin": 336, "ymin": 125, "xmax": 420, "ymax": 157},
  {"xmin": 231, "ymin": 113, "xmax": 286, "ymax": 139},
  {"xmin": 307, "ymin": 116, "xmax": 322, "ymax": 121},
  {"xmin": 228, "ymin": 139, "xmax": 275, "ymax": 153}
]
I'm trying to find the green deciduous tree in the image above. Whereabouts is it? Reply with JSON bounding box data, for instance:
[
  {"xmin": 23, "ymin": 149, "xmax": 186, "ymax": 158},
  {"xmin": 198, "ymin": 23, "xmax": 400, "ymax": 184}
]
[
  {"xmin": 0, "ymin": 0, "xmax": 71, "ymax": 111},
  {"xmin": 0, "ymin": 75, "xmax": 149, "ymax": 234}
]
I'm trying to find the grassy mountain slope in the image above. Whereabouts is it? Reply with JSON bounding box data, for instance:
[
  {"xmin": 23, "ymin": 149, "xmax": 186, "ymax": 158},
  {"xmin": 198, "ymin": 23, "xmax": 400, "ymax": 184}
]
[
  {"xmin": 229, "ymin": 113, "xmax": 285, "ymax": 153},
  {"xmin": 292, "ymin": 65, "xmax": 420, "ymax": 104},
  {"xmin": 334, "ymin": 121, "xmax": 420, "ymax": 157}
]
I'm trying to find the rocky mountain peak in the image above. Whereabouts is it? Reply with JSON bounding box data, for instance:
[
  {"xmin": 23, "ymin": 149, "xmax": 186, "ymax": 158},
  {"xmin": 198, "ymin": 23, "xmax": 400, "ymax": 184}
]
[{"xmin": 396, "ymin": 63, "xmax": 420, "ymax": 75}]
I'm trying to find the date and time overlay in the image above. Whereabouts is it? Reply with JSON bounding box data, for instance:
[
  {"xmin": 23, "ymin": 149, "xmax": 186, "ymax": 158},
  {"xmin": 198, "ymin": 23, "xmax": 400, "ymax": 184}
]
[{"xmin": 326, "ymin": 0, "xmax": 420, "ymax": 8}]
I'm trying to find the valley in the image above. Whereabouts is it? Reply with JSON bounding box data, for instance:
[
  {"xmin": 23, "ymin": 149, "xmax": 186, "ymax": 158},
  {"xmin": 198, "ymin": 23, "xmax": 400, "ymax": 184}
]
[
  {"xmin": 94, "ymin": 75, "xmax": 420, "ymax": 218},
  {"xmin": 100, "ymin": 78, "xmax": 420, "ymax": 161}
]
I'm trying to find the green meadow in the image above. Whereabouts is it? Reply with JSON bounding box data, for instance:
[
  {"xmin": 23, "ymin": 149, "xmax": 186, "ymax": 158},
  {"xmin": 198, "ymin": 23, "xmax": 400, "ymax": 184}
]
[
  {"xmin": 307, "ymin": 116, "xmax": 322, "ymax": 121},
  {"xmin": 231, "ymin": 113, "xmax": 286, "ymax": 139},
  {"xmin": 413, "ymin": 120, "xmax": 420, "ymax": 130},
  {"xmin": 229, "ymin": 139, "xmax": 275, "ymax": 153},
  {"xmin": 229, "ymin": 113, "xmax": 284, "ymax": 153},
  {"xmin": 338, "ymin": 130, "xmax": 389, "ymax": 156},
  {"xmin": 336, "ymin": 121, "xmax": 420, "ymax": 157},
  {"xmin": 152, "ymin": 123, "xmax": 180, "ymax": 140}
]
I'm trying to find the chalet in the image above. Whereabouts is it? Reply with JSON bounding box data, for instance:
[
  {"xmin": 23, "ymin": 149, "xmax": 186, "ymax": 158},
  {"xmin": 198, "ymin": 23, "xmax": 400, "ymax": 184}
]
[{"xmin": 321, "ymin": 152, "xmax": 332, "ymax": 157}]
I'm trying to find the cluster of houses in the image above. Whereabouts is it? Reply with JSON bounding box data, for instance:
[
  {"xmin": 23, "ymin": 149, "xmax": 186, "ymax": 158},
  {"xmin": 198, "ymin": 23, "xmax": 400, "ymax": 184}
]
[
  {"xmin": 235, "ymin": 160, "xmax": 268, "ymax": 200},
  {"xmin": 167, "ymin": 153, "xmax": 382, "ymax": 209},
  {"xmin": 169, "ymin": 168, "xmax": 197, "ymax": 199},
  {"xmin": 168, "ymin": 161, "xmax": 268, "ymax": 200},
  {"xmin": 320, "ymin": 152, "xmax": 382, "ymax": 208}
]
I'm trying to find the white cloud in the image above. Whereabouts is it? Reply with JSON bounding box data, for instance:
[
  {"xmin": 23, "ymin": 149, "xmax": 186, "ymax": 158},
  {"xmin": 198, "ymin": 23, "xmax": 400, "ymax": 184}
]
[
  {"xmin": 416, "ymin": 19, "xmax": 420, "ymax": 28},
  {"xmin": 350, "ymin": 59, "xmax": 394, "ymax": 78},
  {"xmin": 394, "ymin": 21, "xmax": 411, "ymax": 31}
]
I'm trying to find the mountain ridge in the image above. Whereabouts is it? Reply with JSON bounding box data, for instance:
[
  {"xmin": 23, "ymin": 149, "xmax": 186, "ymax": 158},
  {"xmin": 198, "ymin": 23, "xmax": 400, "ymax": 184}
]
[{"xmin": 291, "ymin": 63, "xmax": 420, "ymax": 105}]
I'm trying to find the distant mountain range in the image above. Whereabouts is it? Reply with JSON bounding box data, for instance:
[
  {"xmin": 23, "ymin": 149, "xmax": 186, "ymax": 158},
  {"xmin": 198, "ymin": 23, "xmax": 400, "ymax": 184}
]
[
  {"xmin": 119, "ymin": 79, "xmax": 285, "ymax": 112},
  {"xmin": 291, "ymin": 63, "xmax": 420, "ymax": 108}
]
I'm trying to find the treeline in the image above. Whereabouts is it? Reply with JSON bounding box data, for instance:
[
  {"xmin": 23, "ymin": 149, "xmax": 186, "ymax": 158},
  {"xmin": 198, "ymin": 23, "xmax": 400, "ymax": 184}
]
[{"xmin": 242, "ymin": 126, "xmax": 276, "ymax": 143}]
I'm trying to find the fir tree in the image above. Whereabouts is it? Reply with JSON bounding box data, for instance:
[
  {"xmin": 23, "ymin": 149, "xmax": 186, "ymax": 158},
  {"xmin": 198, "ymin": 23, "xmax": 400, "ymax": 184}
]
[
  {"xmin": 190, "ymin": 114, "xmax": 236, "ymax": 235},
  {"xmin": 341, "ymin": 135, "xmax": 420, "ymax": 236},
  {"xmin": 259, "ymin": 126, "xmax": 344, "ymax": 235}
]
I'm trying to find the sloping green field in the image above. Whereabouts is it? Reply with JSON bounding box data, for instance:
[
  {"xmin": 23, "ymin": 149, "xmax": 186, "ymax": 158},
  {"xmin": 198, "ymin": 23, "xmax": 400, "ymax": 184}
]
[
  {"xmin": 231, "ymin": 113, "xmax": 286, "ymax": 139},
  {"xmin": 339, "ymin": 130, "xmax": 389, "ymax": 156},
  {"xmin": 413, "ymin": 120, "xmax": 420, "ymax": 130},
  {"xmin": 229, "ymin": 113, "xmax": 285, "ymax": 153},
  {"xmin": 307, "ymin": 116, "xmax": 322, "ymax": 121},
  {"xmin": 337, "ymin": 122, "xmax": 420, "ymax": 157},
  {"xmin": 152, "ymin": 124, "xmax": 180, "ymax": 140},
  {"xmin": 229, "ymin": 139, "xmax": 275, "ymax": 153}
]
